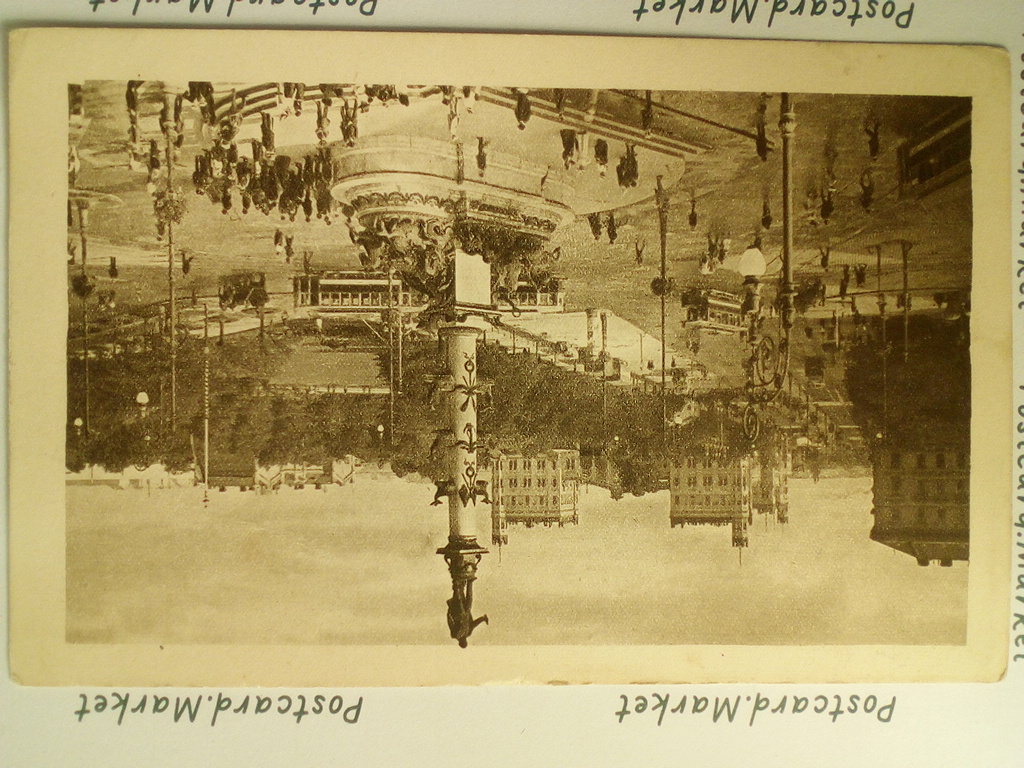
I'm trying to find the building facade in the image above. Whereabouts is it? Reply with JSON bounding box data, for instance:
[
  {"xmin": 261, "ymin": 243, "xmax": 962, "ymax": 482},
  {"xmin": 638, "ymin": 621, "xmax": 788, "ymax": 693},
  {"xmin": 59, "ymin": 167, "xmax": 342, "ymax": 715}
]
[
  {"xmin": 491, "ymin": 449, "xmax": 580, "ymax": 544},
  {"xmin": 870, "ymin": 443, "xmax": 969, "ymax": 566},
  {"xmin": 669, "ymin": 453, "xmax": 753, "ymax": 548},
  {"xmin": 753, "ymin": 447, "xmax": 791, "ymax": 523}
]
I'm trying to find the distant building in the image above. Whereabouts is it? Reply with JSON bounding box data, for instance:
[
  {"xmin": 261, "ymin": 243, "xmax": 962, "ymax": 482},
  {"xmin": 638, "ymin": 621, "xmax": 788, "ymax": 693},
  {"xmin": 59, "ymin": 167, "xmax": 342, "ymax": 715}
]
[
  {"xmin": 897, "ymin": 100, "xmax": 970, "ymax": 198},
  {"xmin": 870, "ymin": 442, "xmax": 969, "ymax": 566},
  {"xmin": 579, "ymin": 453, "xmax": 624, "ymax": 500},
  {"xmin": 491, "ymin": 449, "xmax": 580, "ymax": 544},
  {"xmin": 632, "ymin": 364, "xmax": 710, "ymax": 395},
  {"xmin": 669, "ymin": 453, "xmax": 753, "ymax": 548},
  {"xmin": 681, "ymin": 289, "xmax": 746, "ymax": 335},
  {"xmin": 293, "ymin": 271, "xmax": 427, "ymax": 314},
  {"xmin": 753, "ymin": 447, "xmax": 791, "ymax": 523},
  {"xmin": 256, "ymin": 461, "xmax": 334, "ymax": 490},
  {"xmin": 207, "ymin": 458, "xmax": 257, "ymax": 492}
]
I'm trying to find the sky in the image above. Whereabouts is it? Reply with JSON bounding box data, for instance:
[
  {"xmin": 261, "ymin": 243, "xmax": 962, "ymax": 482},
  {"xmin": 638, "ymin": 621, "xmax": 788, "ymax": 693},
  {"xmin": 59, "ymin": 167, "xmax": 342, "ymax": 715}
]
[{"xmin": 66, "ymin": 470, "xmax": 967, "ymax": 647}]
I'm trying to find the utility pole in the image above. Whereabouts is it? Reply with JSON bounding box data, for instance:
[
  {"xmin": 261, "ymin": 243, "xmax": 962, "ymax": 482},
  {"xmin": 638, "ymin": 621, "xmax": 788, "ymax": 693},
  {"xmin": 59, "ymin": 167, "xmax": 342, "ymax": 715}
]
[
  {"xmin": 203, "ymin": 302, "xmax": 210, "ymax": 507},
  {"xmin": 779, "ymin": 94, "xmax": 796, "ymax": 343},
  {"xmin": 900, "ymin": 240, "xmax": 912, "ymax": 363},
  {"xmin": 655, "ymin": 175, "xmax": 670, "ymax": 441},
  {"xmin": 875, "ymin": 243, "xmax": 888, "ymax": 434},
  {"xmin": 387, "ymin": 262, "xmax": 395, "ymax": 446},
  {"xmin": 78, "ymin": 200, "xmax": 91, "ymax": 436}
]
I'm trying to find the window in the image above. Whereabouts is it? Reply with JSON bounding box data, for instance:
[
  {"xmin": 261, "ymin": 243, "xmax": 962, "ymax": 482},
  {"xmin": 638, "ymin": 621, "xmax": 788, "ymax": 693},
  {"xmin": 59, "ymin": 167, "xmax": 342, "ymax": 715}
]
[
  {"xmin": 704, "ymin": 476, "xmax": 713, "ymax": 487},
  {"xmin": 509, "ymin": 460, "xmax": 517, "ymax": 471},
  {"xmin": 537, "ymin": 460, "xmax": 546, "ymax": 470},
  {"xmin": 524, "ymin": 478, "xmax": 532, "ymax": 488},
  {"xmin": 688, "ymin": 476, "xmax": 697, "ymax": 488},
  {"xmin": 509, "ymin": 479, "xmax": 518, "ymax": 488},
  {"xmin": 552, "ymin": 495, "xmax": 559, "ymax": 505},
  {"xmin": 524, "ymin": 460, "xmax": 532, "ymax": 470}
]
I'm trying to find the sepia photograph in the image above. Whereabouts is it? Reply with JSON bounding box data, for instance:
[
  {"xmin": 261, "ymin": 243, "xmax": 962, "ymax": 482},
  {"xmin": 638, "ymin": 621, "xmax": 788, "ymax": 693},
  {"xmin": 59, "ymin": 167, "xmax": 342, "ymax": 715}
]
[{"xmin": 8, "ymin": 30, "xmax": 1011, "ymax": 685}]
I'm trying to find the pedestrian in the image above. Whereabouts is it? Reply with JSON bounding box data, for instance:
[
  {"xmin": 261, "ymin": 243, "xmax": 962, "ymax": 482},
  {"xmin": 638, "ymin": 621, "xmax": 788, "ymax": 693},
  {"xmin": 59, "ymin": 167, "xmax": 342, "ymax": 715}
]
[
  {"xmin": 854, "ymin": 263, "xmax": 867, "ymax": 287},
  {"xmin": 513, "ymin": 88, "xmax": 531, "ymax": 130},
  {"xmin": 560, "ymin": 129, "xmax": 578, "ymax": 169},
  {"xmin": 859, "ymin": 168, "xmax": 874, "ymax": 211},
  {"xmin": 755, "ymin": 94, "xmax": 772, "ymax": 162},
  {"xmin": 641, "ymin": 90, "xmax": 654, "ymax": 137},
  {"xmin": 865, "ymin": 118, "xmax": 881, "ymax": 159},
  {"xmin": 594, "ymin": 138, "xmax": 609, "ymax": 177},
  {"xmin": 476, "ymin": 136, "xmax": 488, "ymax": 177}
]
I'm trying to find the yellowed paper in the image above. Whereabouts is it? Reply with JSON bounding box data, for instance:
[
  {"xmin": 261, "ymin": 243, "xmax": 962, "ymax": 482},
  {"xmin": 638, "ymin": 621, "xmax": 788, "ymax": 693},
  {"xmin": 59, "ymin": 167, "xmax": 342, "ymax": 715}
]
[{"xmin": 8, "ymin": 28, "xmax": 1012, "ymax": 685}]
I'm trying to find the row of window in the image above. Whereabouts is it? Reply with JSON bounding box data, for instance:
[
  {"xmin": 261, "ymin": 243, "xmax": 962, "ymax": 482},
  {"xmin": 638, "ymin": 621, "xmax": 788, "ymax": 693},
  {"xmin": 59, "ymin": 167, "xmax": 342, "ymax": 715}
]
[
  {"xmin": 676, "ymin": 456, "xmax": 747, "ymax": 470},
  {"xmin": 672, "ymin": 494, "xmax": 747, "ymax": 508},
  {"xmin": 499, "ymin": 495, "xmax": 567, "ymax": 508},
  {"xmin": 311, "ymin": 290, "xmax": 417, "ymax": 307},
  {"xmin": 886, "ymin": 478, "xmax": 968, "ymax": 499},
  {"xmin": 885, "ymin": 452, "xmax": 969, "ymax": 471},
  {"xmin": 672, "ymin": 474, "xmax": 745, "ymax": 488},
  {"xmin": 500, "ymin": 477, "xmax": 576, "ymax": 490},
  {"xmin": 879, "ymin": 505, "xmax": 968, "ymax": 525},
  {"xmin": 512, "ymin": 290, "xmax": 561, "ymax": 306},
  {"xmin": 504, "ymin": 457, "xmax": 577, "ymax": 472}
]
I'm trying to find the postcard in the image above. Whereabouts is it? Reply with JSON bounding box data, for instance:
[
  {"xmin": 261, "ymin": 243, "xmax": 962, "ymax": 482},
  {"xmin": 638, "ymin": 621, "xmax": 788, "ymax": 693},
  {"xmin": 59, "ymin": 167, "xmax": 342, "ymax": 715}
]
[{"xmin": 7, "ymin": 28, "xmax": 1011, "ymax": 685}]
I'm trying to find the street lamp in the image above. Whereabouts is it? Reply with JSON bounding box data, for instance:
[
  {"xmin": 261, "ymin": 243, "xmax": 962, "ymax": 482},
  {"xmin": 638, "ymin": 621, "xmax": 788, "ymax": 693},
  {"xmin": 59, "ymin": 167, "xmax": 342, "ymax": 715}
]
[
  {"xmin": 736, "ymin": 236, "xmax": 767, "ymax": 319},
  {"xmin": 73, "ymin": 417, "xmax": 83, "ymax": 437},
  {"xmin": 736, "ymin": 94, "xmax": 796, "ymax": 440},
  {"xmin": 136, "ymin": 391, "xmax": 150, "ymax": 417}
]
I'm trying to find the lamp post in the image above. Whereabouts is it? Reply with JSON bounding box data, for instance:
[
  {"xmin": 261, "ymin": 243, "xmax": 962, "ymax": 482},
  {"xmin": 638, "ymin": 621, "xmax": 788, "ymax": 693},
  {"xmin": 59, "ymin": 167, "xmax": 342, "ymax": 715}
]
[
  {"xmin": 76, "ymin": 199, "xmax": 90, "ymax": 267},
  {"xmin": 161, "ymin": 86, "xmax": 179, "ymax": 432},
  {"xmin": 136, "ymin": 391, "xmax": 151, "ymax": 468},
  {"xmin": 434, "ymin": 249, "xmax": 492, "ymax": 647},
  {"xmin": 736, "ymin": 94, "xmax": 795, "ymax": 439}
]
